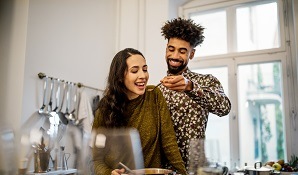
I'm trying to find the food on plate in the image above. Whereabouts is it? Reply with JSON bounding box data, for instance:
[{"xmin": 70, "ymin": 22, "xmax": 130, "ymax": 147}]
[
  {"xmin": 281, "ymin": 163, "xmax": 294, "ymax": 172},
  {"xmin": 277, "ymin": 159, "xmax": 285, "ymax": 167},
  {"xmin": 288, "ymin": 155, "xmax": 298, "ymax": 172},
  {"xmin": 264, "ymin": 156, "xmax": 298, "ymax": 172},
  {"xmin": 265, "ymin": 161, "xmax": 275, "ymax": 167},
  {"xmin": 272, "ymin": 162, "xmax": 282, "ymax": 171}
]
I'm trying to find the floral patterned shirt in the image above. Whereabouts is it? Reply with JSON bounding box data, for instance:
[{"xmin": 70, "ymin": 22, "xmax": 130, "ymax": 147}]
[{"xmin": 159, "ymin": 68, "xmax": 231, "ymax": 170}]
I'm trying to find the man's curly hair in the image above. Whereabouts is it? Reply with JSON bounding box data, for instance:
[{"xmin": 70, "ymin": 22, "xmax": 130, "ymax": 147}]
[{"xmin": 161, "ymin": 17, "xmax": 205, "ymax": 48}]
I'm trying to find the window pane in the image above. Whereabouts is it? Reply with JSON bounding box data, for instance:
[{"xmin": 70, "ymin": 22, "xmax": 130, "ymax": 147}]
[
  {"xmin": 238, "ymin": 62, "xmax": 285, "ymax": 166},
  {"xmin": 191, "ymin": 10, "xmax": 227, "ymax": 57},
  {"xmin": 236, "ymin": 1, "xmax": 280, "ymax": 52},
  {"xmin": 192, "ymin": 67, "xmax": 230, "ymax": 167}
]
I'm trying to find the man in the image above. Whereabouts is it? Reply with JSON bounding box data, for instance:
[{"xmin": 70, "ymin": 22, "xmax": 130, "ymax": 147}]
[{"xmin": 159, "ymin": 17, "xmax": 231, "ymax": 170}]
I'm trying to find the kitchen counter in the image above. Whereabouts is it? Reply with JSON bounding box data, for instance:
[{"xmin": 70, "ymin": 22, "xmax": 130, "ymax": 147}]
[{"xmin": 26, "ymin": 168, "xmax": 77, "ymax": 175}]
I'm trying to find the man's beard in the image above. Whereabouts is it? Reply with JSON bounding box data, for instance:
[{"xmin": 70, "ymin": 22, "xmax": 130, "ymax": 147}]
[{"xmin": 167, "ymin": 58, "xmax": 187, "ymax": 75}]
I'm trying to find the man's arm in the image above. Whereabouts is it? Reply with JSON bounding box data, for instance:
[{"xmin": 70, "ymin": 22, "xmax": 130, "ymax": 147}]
[{"xmin": 161, "ymin": 74, "xmax": 231, "ymax": 116}]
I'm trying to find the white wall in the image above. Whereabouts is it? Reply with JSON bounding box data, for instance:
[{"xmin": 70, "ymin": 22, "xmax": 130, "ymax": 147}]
[
  {"xmin": 0, "ymin": 0, "xmax": 29, "ymax": 133},
  {"xmin": 117, "ymin": 0, "xmax": 169, "ymax": 85},
  {"xmin": 21, "ymin": 0, "xmax": 185, "ymax": 125},
  {"xmin": 22, "ymin": 0, "xmax": 118, "ymax": 124},
  {"xmin": 116, "ymin": 0, "xmax": 189, "ymax": 85},
  {"xmin": 0, "ymin": 0, "xmax": 29, "ymax": 171},
  {"xmin": 1, "ymin": 0, "xmax": 186, "ymax": 170},
  {"xmin": 0, "ymin": 0, "xmax": 189, "ymax": 132}
]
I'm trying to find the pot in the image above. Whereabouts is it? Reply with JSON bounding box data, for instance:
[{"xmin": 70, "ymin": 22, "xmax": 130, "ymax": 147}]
[
  {"xmin": 130, "ymin": 168, "xmax": 173, "ymax": 175},
  {"xmin": 245, "ymin": 162, "xmax": 275, "ymax": 175}
]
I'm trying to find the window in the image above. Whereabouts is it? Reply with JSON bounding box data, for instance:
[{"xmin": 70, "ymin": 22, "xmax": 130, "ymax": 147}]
[
  {"xmin": 187, "ymin": 0, "xmax": 282, "ymax": 57},
  {"xmin": 193, "ymin": 67, "xmax": 230, "ymax": 166},
  {"xmin": 236, "ymin": 1, "xmax": 280, "ymax": 52},
  {"xmin": 238, "ymin": 61, "xmax": 285, "ymax": 166},
  {"xmin": 191, "ymin": 9, "xmax": 227, "ymax": 56},
  {"xmin": 181, "ymin": 0, "xmax": 295, "ymax": 169}
]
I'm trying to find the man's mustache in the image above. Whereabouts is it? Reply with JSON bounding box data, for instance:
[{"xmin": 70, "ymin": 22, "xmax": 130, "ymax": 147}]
[{"xmin": 168, "ymin": 58, "xmax": 184, "ymax": 63}]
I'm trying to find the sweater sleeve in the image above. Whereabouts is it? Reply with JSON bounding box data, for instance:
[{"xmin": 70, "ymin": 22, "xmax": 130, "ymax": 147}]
[
  {"xmin": 155, "ymin": 89, "xmax": 188, "ymax": 175},
  {"xmin": 92, "ymin": 109, "xmax": 114, "ymax": 175}
]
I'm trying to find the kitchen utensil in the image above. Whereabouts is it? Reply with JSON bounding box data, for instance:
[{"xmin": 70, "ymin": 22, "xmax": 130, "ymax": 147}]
[
  {"xmin": 38, "ymin": 76, "xmax": 51, "ymax": 117},
  {"xmin": 131, "ymin": 168, "xmax": 172, "ymax": 175},
  {"xmin": 244, "ymin": 162, "xmax": 274, "ymax": 175},
  {"xmin": 222, "ymin": 166, "xmax": 229, "ymax": 175},
  {"xmin": 57, "ymin": 81, "xmax": 69, "ymax": 125},
  {"xmin": 71, "ymin": 87, "xmax": 85, "ymax": 126},
  {"xmin": 68, "ymin": 84, "xmax": 78, "ymax": 121},
  {"xmin": 119, "ymin": 162, "xmax": 135, "ymax": 174},
  {"xmin": 56, "ymin": 123, "xmax": 67, "ymax": 143},
  {"xmin": 64, "ymin": 82, "xmax": 73, "ymax": 120},
  {"xmin": 49, "ymin": 78, "xmax": 59, "ymax": 117},
  {"xmin": 54, "ymin": 81, "xmax": 68, "ymax": 143},
  {"xmin": 33, "ymin": 137, "xmax": 50, "ymax": 173},
  {"xmin": 47, "ymin": 78, "xmax": 54, "ymax": 116},
  {"xmin": 149, "ymin": 82, "xmax": 162, "ymax": 91},
  {"xmin": 60, "ymin": 146, "xmax": 70, "ymax": 170}
]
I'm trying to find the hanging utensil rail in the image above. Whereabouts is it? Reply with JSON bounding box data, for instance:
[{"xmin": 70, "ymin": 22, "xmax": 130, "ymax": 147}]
[{"xmin": 37, "ymin": 72, "xmax": 104, "ymax": 92}]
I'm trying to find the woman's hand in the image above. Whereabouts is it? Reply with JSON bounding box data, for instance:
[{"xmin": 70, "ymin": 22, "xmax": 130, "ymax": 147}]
[{"xmin": 111, "ymin": 168, "xmax": 125, "ymax": 175}]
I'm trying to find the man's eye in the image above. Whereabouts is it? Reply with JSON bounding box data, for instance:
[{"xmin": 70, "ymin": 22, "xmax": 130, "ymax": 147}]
[{"xmin": 168, "ymin": 47, "xmax": 174, "ymax": 52}]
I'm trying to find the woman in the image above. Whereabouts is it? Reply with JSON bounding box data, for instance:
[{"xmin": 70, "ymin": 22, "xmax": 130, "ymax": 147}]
[{"xmin": 92, "ymin": 48, "xmax": 187, "ymax": 175}]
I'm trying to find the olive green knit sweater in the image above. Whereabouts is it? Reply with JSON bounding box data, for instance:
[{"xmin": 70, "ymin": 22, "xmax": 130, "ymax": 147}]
[{"xmin": 92, "ymin": 86, "xmax": 187, "ymax": 175}]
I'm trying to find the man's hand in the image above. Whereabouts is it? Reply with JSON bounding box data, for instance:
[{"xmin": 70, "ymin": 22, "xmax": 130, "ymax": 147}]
[{"xmin": 160, "ymin": 75, "xmax": 192, "ymax": 92}]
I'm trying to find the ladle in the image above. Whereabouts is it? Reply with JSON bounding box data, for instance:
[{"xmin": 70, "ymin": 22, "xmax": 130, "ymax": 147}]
[
  {"xmin": 70, "ymin": 87, "xmax": 87, "ymax": 126},
  {"xmin": 64, "ymin": 82, "xmax": 73, "ymax": 120},
  {"xmin": 47, "ymin": 78, "xmax": 55, "ymax": 116},
  {"xmin": 68, "ymin": 84, "xmax": 77, "ymax": 121},
  {"xmin": 38, "ymin": 76, "xmax": 50, "ymax": 116},
  {"xmin": 54, "ymin": 81, "xmax": 69, "ymax": 143},
  {"xmin": 50, "ymin": 78, "xmax": 60, "ymax": 114},
  {"xmin": 57, "ymin": 81, "xmax": 69, "ymax": 125},
  {"xmin": 48, "ymin": 79, "xmax": 63, "ymax": 142}
]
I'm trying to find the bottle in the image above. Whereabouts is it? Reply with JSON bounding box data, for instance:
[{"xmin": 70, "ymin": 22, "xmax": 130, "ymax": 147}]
[{"xmin": 60, "ymin": 146, "xmax": 66, "ymax": 170}]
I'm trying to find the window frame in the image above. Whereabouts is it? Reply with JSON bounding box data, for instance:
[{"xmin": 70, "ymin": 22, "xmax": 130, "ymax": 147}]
[
  {"xmin": 179, "ymin": 0, "xmax": 286, "ymax": 61},
  {"xmin": 180, "ymin": 0, "xmax": 297, "ymax": 168}
]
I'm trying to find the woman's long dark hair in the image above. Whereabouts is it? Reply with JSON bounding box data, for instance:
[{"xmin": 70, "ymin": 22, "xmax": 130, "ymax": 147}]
[{"xmin": 99, "ymin": 48, "xmax": 145, "ymax": 127}]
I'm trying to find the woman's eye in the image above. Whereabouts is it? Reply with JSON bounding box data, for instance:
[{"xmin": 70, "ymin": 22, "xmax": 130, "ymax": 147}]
[{"xmin": 131, "ymin": 68, "xmax": 138, "ymax": 73}]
